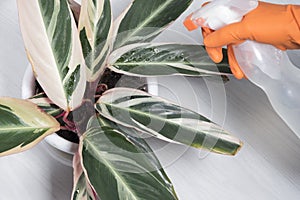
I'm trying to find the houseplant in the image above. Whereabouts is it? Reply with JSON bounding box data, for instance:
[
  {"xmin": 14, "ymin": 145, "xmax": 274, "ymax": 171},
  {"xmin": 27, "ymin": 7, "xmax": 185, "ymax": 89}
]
[{"xmin": 0, "ymin": 0, "xmax": 242, "ymax": 199}]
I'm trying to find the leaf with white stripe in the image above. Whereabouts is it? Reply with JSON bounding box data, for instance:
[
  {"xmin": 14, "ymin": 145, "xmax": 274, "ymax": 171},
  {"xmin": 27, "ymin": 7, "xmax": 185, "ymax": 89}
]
[
  {"xmin": 88, "ymin": 115, "xmax": 176, "ymax": 184},
  {"xmin": 72, "ymin": 173, "xmax": 97, "ymax": 200},
  {"xmin": 96, "ymin": 88, "xmax": 242, "ymax": 155},
  {"xmin": 93, "ymin": 115, "xmax": 154, "ymax": 144},
  {"xmin": 0, "ymin": 97, "xmax": 60, "ymax": 156},
  {"xmin": 29, "ymin": 93, "xmax": 63, "ymax": 117},
  {"xmin": 79, "ymin": 124, "xmax": 178, "ymax": 200},
  {"xmin": 113, "ymin": 0, "xmax": 192, "ymax": 49},
  {"xmin": 108, "ymin": 43, "xmax": 231, "ymax": 77},
  {"xmin": 79, "ymin": 0, "xmax": 112, "ymax": 81},
  {"xmin": 72, "ymin": 152, "xmax": 98, "ymax": 200},
  {"xmin": 18, "ymin": 0, "xmax": 86, "ymax": 111}
]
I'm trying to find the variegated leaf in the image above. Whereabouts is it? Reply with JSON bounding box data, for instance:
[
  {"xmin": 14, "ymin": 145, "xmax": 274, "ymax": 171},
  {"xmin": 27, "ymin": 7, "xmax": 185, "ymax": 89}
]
[
  {"xmin": 79, "ymin": 119, "xmax": 178, "ymax": 200},
  {"xmin": 72, "ymin": 173, "xmax": 96, "ymax": 200},
  {"xmin": 72, "ymin": 152, "xmax": 98, "ymax": 200},
  {"xmin": 92, "ymin": 115, "xmax": 152, "ymax": 144},
  {"xmin": 29, "ymin": 93, "xmax": 63, "ymax": 117},
  {"xmin": 0, "ymin": 97, "xmax": 60, "ymax": 156},
  {"xmin": 17, "ymin": 0, "xmax": 86, "ymax": 111},
  {"xmin": 108, "ymin": 43, "xmax": 231, "ymax": 77},
  {"xmin": 113, "ymin": 0, "xmax": 193, "ymax": 49},
  {"xmin": 79, "ymin": 0, "xmax": 112, "ymax": 81},
  {"xmin": 96, "ymin": 88, "xmax": 242, "ymax": 155}
]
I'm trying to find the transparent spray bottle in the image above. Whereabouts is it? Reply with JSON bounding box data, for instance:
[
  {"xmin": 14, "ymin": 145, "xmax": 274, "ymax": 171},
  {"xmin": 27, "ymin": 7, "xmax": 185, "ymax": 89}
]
[{"xmin": 184, "ymin": 0, "xmax": 300, "ymax": 138}]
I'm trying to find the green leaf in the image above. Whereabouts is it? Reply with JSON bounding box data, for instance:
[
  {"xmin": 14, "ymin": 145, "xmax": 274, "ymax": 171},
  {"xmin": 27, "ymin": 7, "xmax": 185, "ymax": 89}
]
[
  {"xmin": 17, "ymin": 0, "xmax": 86, "ymax": 111},
  {"xmin": 0, "ymin": 97, "xmax": 60, "ymax": 156},
  {"xmin": 79, "ymin": 0, "xmax": 113, "ymax": 81},
  {"xmin": 96, "ymin": 88, "xmax": 242, "ymax": 155},
  {"xmin": 113, "ymin": 0, "xmax": 192, "ymax": 49},
  {"xmin": 109, "ymin": 43, "xmax": 231, "ymax": 77},
  {"xmin": 79, "ymin": 117, "xmax": 178, "ymax": 200}
]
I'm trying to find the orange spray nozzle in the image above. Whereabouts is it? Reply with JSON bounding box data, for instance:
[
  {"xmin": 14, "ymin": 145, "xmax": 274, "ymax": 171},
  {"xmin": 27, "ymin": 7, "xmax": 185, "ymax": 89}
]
[{"xmin": 183, "ymin": 13, "xmax": 198, "ymax": 31}]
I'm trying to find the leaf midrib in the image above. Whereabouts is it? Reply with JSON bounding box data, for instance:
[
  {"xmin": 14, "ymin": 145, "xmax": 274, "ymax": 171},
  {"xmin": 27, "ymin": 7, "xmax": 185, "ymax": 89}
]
[
  {"xmin": 0, "ymin": 126, "xmax": 51, "ymax": 132},
  {"xmin": 114, "ymin": 62, "xmax": 192, "ymax": 65},
  {"xmin": 113, "ymin": 62, "xmax": 226, "ymax": 68},
  {"xmin": 114, "ymin": 61, "xmax": 227, "ymax": 67},
  {"xmin": 112, "ymin": 62, "xmax": 228, "ymax": 75}
]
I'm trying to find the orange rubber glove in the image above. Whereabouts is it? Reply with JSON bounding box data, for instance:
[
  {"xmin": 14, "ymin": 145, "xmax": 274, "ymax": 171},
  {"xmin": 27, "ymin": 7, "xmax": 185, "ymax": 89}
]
[{"xmin": 202, "ymin": 1, "xmax": 300, "ymax": 79}]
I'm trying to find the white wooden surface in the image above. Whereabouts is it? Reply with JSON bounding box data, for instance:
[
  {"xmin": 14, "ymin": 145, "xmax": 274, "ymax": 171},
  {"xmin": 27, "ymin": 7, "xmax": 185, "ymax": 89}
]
[{"xmin": 0, "ymin": 0, "xmax": 300, "ymax": 199}]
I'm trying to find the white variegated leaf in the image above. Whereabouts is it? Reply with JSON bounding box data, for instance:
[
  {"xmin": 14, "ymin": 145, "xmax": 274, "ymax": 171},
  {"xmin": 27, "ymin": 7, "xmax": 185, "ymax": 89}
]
[
  {"xmin": 113, "ymin": 0, "xmax": 193, "ymax": 49},
  {"xmin": 108, "ymin": 43, "xmax": 231, "ymax": 77},
  {"xmin": 0, "ymin": 97, "xmax": 60, "ymax": 156},
  {"xmin": 17, "ymin": 0, "xmax": 86, "ymax": 111},
  {"xmin": 72, "ymin": 152, "xmax": 98, "ymax": 200},
  {"xmin": 79, "ymin": 0, "xmax": 113, "ymax": 81},
  {"xmin": 79, "ymin": 122, "xmax": 178, "ymax": 200},
  {"xmin": 96, "ymin": 88, "xmax": 242, "ymax": 155},
  {"xmin": 29, "ymin": 93, "xmax": 63, "ymax": 117}
]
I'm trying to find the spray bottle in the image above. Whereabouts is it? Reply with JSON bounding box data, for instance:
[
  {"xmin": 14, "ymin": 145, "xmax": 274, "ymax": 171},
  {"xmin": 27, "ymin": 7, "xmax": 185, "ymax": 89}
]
[{"xmin": 184, "ymin": 0, "xmax": 300, "ymax": 138}]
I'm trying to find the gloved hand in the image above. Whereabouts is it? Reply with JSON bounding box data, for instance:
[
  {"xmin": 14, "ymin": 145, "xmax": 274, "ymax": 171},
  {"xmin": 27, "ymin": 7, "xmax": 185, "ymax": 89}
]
[{"xmin": 202, "ymin": 1, "xmax": 300, "ymax": 79}]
